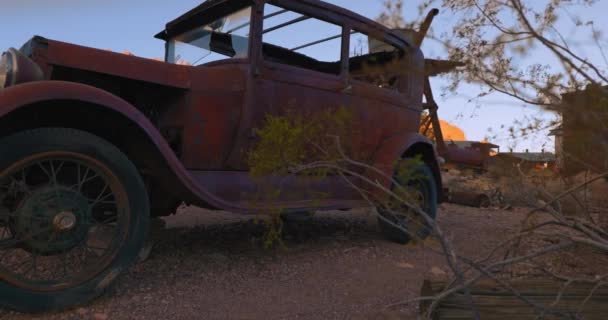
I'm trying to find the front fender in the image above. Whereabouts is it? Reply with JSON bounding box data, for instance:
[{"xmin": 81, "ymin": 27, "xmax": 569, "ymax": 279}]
[
  {"xmin": 0, "ymin": 81, "xmax": 260, "ymax": 213},
  {"xmin": 0, "ymin": 81, "xmax": 152, "ymax": 125},
  {"xmin": 368, "ymin": 132, "xmax": 442, "ymax": 199}
]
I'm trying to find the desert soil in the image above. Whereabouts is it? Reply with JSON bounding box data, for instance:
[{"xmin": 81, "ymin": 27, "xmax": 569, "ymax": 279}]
[{"xmin": 1, "ymin": 204, "xmax": 528, "ymax": 320}]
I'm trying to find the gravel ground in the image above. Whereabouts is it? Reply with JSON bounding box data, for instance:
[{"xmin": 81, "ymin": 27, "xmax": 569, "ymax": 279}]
[{"xmin": 1, "ymin": 204, "xmax": 528, "ymax": 320}]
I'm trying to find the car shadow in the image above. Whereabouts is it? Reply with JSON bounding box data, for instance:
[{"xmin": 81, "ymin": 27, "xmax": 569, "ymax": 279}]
[{"xmin": 149, "ymin": 208, "xmax": 383, "ymax": 257}]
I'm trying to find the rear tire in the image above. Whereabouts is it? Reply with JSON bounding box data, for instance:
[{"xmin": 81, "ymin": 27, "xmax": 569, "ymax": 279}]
[
  {"xmin": 377, "ymin": 161, "xmax": 438, "ymax": 244},
  {"xmin": 0, "ymin": 128, "xmax": 149, "ymax": 313}
]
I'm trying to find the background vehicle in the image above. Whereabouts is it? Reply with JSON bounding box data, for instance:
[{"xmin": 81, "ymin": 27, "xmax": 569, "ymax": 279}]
[{"xmin": 0, "ymin": 0, "xmax": 441, "ymax": 312}]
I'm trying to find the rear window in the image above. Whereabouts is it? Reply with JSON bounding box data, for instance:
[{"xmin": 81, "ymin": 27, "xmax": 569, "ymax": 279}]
[{"xmin": 349, "ymin": 31, "xmax": 406, "ymax": 91}]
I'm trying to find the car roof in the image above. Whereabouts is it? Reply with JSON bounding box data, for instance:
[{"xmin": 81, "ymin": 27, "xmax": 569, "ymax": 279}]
[{"xmin": 155, "ymin": 0, "xmax": 411, "ymax": 49}]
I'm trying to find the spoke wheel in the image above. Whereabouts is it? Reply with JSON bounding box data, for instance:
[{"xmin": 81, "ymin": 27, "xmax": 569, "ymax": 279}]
[
  {"xmin": 0, "ymin": 154, "xmax": 129, "ymax": 290},
  {"xmin": 0, "ymin": 128, "xmax": 149, "ymax": 313}
]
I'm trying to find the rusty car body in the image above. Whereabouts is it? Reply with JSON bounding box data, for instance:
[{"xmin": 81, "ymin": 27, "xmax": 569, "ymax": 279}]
[{"xmin": 0, "ymin": 0, "xmax": 441, "ymax": 311}]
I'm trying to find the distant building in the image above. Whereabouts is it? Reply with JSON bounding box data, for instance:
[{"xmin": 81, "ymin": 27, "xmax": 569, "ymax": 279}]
[
  {"xmin": 548, "ymin": 125, "xmax": 564, "ymax": 171},
  {"xmin": 551, "ymin": 85, "xmax": 608, "ymax": 176}
]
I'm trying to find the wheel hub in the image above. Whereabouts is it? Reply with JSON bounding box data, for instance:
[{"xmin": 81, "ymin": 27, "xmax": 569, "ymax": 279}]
[
  {"xmin": 14, "ymin": 186, "xmax": 91, "ymax": 255},
  {"xmin": 53, "ymin": 211, "xmax": 77, "ymax": 231}
]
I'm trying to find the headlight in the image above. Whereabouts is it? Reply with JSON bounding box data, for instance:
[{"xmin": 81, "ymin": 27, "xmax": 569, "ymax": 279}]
[
  {"xmin": 0, "ymin": 48, "xmax": 16, "ymax": 89},
  {"xmin": 0, "ymin": 48, "xmax": 43, "ymax": 89}
]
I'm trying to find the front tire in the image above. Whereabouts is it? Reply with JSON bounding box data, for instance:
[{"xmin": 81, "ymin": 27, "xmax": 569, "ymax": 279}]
[
  {"xmin": 377, "ymin": 161, "xmax": 438, "ymax": 244},
  {"xmin": 0, "ymin": 128, "xmax": 149, "ymax": 313}
]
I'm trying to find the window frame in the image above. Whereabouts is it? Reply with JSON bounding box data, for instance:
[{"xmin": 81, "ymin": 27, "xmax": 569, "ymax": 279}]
[
  {"xmin": 164, "ymin": 3, "xmax": 257, "ymax": 65},
  {"xmin": 253, "ymin": 0, "xmax": 410, "ymax": 85},
  {"xmin": 346, "ymin": 28, "xmax": 409, "ymax": 93},
  {"xmin": 256, "ymin": 1, "xmax": 349, "ymax": 77},
  {"xmin": 341, "ymin": 25, "xmax": 415, "ymax": 104}
]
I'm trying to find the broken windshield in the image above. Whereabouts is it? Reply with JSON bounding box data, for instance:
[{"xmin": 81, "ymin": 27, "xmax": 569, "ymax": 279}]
[{"xmin": 167, "ymin": 6, "xmax": 252, "ymax": 66}]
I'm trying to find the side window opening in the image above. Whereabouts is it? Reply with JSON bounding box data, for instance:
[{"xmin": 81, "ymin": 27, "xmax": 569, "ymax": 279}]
[
  {"xmin": 261, "ymin": 4, "xmax": 342, "ymax": 75},
  {"xmin": 349, "ymin": 31, "xmax": 407, "ymax": 92}
]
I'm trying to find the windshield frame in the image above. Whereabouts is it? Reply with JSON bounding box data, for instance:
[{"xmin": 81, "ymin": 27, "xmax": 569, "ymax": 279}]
[{"xmin": 165, "ymin": 5, "xmax": 254, "ymax": 65}]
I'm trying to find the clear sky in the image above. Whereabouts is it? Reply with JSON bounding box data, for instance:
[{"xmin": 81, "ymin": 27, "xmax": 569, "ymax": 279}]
[{"xmin": 1, "ymin": 0, "xmax": 606, "ymax": 152}]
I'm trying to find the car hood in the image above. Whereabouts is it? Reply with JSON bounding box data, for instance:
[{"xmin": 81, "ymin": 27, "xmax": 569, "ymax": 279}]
[{"xmin": 25, "ymin": 36, "xmax": 192, "ymax": 89}]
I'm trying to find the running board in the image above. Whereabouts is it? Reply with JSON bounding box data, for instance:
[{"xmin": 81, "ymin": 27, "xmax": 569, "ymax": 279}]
[{"xmin": 188, "ymin": 170, "xmax": 367, "ymax": 212}]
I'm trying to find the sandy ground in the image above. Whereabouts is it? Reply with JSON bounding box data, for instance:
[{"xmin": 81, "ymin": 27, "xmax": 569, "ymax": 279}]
[{"xmin": 1, "ymin": 204, "xmax": 528, "ymax": 320}]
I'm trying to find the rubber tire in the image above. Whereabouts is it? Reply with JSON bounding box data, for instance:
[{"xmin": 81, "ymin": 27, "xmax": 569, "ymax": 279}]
[
  {"xmin": 377, "ymin": 162, "xmax": 438, "ymax": 244},
  {"xmin": 0, "ymin": 128, "xmax": 150, "ymax": 313}
]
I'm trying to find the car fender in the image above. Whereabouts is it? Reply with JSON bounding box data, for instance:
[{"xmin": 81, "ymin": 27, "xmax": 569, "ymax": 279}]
[
  {"xmin": 368, "ymin": 131, "xmax": 443, "ymax": 200},
  {"xmin": 0, "ymin": 80, "xmax": 260, "ymax": 213},
  {"xmin": 0, "ymin": 81, "xmax": 154, "ymax": 124}
]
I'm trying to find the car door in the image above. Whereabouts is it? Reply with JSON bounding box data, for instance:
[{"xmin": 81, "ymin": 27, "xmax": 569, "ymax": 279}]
[
  {"xmin": 224, "ymin": 2, "xmax": 363, "ymax": 202},
  {"xmin": 227, "ymin": 3, "xmax": 349, "ymax": 169}
]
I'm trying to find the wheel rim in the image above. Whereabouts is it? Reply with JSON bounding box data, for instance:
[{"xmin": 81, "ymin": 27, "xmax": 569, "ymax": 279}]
[{"xmin": 0, "ymin": 152, "xmax": 130, "ymax": 291}]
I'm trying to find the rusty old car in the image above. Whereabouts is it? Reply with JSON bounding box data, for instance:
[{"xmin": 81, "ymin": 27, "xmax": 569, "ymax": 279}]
[{"xmin": 0, "ymin": 0, "xmax": 442, "ymax": 312}]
